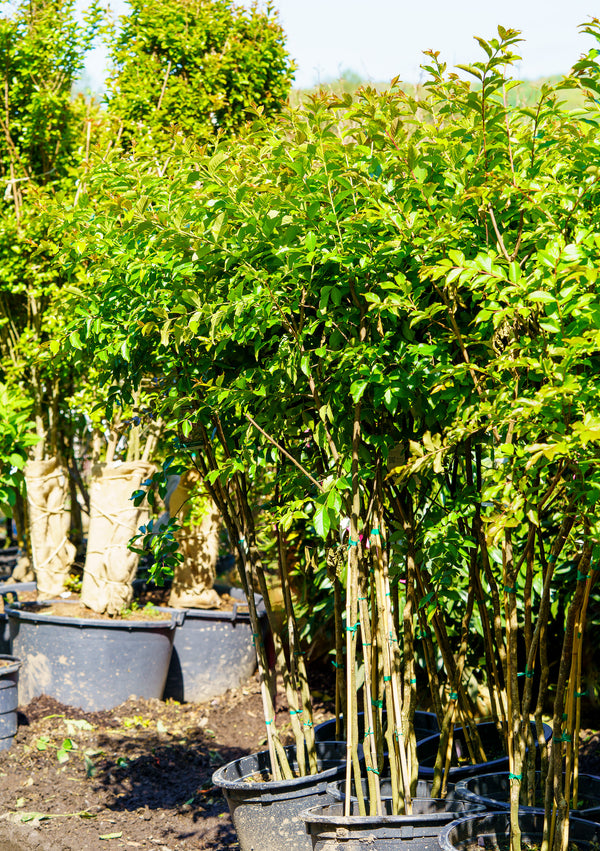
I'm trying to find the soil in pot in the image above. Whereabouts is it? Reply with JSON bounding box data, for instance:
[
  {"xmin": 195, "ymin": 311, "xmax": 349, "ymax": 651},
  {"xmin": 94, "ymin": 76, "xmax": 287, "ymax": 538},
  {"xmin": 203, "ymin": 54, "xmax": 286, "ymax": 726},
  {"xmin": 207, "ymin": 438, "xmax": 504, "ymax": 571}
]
[{"xmin": 212, "ymin": 740, "xmax": 348, "ymax": 851}]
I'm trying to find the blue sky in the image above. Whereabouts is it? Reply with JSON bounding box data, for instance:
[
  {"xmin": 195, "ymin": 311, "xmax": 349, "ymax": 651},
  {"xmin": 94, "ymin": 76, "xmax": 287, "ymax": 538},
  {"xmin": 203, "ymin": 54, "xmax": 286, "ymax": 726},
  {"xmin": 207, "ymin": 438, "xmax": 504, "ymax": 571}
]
[{"xmin": 87, "ymin": 0, "xmax": 598, "ymax": 89}]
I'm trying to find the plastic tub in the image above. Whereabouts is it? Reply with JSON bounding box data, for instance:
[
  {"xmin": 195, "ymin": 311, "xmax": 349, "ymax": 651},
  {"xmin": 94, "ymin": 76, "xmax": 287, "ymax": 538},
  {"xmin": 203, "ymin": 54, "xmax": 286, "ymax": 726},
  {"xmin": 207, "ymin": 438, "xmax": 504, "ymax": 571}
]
[
  {"xmin": 5, "ymin": 597, "xmax": 183, "ymax": 711},
  {"xmin": 213, "ymin": 741, "xmax": 348, "ymax": 851},
  {"xmin": 0, "ymin": 654, "xmax": 20, "ymax": 750},
  {"xmin": 301, "ymin": 796, "xmax": 483, "ymax": 851},
  {"xmin": 314, "ymin": 710, "xmax": 439, "ymax": 744},
  {"xmin": 163, "ymin": 583, "xmax": 266, "ymax": 702},
  {"xmin": 416, "ymin": 721, "xmax": 552, "ymax": 782},
  {"xmin": 439, "ymin": 810, "xmax": 600, "ymax": 851},
  {"xmin": 455, "ymin": 771, "xmax": 600, "ymax": 822}
]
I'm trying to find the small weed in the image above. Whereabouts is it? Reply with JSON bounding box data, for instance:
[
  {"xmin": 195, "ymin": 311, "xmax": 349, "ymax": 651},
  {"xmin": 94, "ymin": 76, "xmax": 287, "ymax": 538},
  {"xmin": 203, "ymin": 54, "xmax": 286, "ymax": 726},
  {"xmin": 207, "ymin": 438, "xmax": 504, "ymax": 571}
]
[{"xmin": 122, "ymin": 715, "xmax": 151, "ymax": 729}]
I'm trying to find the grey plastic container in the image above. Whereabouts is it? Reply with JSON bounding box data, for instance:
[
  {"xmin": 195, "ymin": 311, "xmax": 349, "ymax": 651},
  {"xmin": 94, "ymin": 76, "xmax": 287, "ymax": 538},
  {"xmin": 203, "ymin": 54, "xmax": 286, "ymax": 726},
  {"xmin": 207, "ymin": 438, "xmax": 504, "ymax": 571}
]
[
  {"xmin": 438, "ymin": 811, "xmax": 600, "ymax": 851},
  {"xmin": 0, "ymin": 654, "xmax": 20, "ymax": 750},
  {"xmin": 212, "ymin": 741, "xmax": 348, "ymax": 851},
  {"xmin": 301, "ymin": 797, "xmax": 484, "ymax": 851},
  {"xmin": 314, "ymin": 710, "xmax": 439, "ymax": 744},
  {"xmin": 0, "ymin": 582, "xmax": 37, "ymax": 655},
  {"xmin": 416, "ymin": 721, "xmax": 552, "ymax": 782},
  {"xmin": 455, "ymin": 771, "xmax": 600, "ymax": 822},
  {"xmin": 163, "ymin": 583, "xmax": 266, "ymax": 702},
  {"xmin": 5, "ymin": 596, "xmax": 183, "ymax": 711}
]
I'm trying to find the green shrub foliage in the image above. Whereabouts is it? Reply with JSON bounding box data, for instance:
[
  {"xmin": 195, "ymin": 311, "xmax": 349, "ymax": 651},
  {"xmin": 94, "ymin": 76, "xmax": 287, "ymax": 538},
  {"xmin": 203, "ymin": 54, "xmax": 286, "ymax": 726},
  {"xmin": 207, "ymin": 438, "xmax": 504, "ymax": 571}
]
[
  {"xmin": 105, "ymin": 0, "xmax": 295, "ymax": 145},
  {"xmin": 66, "ymin": 26, "xmax": 600, "ymax": 829}
]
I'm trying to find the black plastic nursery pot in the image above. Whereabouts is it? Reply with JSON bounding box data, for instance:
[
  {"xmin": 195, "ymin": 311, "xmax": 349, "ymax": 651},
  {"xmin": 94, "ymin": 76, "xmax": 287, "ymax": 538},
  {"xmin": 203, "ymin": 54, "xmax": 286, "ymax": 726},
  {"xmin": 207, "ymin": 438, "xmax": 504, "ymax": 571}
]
[
  {"xmin": 328, "ymin": 777, "xmax": 458, "ymax": 803},
  {"xmin": 212, "ymin": 740, "xmax": 348, "ymax": 851},
  {"xmin": 438, "ymin": 811, "xmax": 600, "ymax": 851},
  {"xmin": 416, "ymin": 721, "xmax": 552, "ymax": 783},
  {"xmin": 0, "ymin": 654, "xmax": 20, "ymax": 751},
  {"xmin": 5, "ymin": 597, "xmax": 183, "ymax": 711},
  {"xmin": 301, "ymin": 796, "xmax": 484, "ymax": 851},
  {"xmin": 455, "ymin": 771, "xmax": 600, "ymax": 822},
  {"xmin": 314, "ymin": 710, "xmax": 439, "ymax": 744},
  {"xmin": 0, "ymin": 582, "xmax": 36, "ymax": 655},
  {"xmin": 163, "ymin": 583, "xmax": 267, "ymax": 703}
]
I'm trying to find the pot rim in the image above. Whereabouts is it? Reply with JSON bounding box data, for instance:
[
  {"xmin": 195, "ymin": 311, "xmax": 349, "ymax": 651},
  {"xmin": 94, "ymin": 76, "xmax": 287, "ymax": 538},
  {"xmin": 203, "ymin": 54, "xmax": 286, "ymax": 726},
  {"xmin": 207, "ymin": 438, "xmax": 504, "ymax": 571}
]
[
  {"xmin": 0, "ymin": 653, "xmax": 21, "ymax": 675},
  {"xmin": 455, "ymin": 770, "xmax": 600, "ymax": 813},
  {"xmin": 4, "ymin": 599, "xmax": 184, "ymax": 630},
  {"xmin": 417, "ymin": 720, "xmax": 552, "ymax": 776},
  {"xmin": 300, "ymin": 797, "xmax": 485, "ymax": 827},
  {"xmin": 212, "ymin": 741, "xmax": 349, "ymax": 793},
  {"xmin": 438, "ymin": 809, "xmax": 600, "ymax": 850}
]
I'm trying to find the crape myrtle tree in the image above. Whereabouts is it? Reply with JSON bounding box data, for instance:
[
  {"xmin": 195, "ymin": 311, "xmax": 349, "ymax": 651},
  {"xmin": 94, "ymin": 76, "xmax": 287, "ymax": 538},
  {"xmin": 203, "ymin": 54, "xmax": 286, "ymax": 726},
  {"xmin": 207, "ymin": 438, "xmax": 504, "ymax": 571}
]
[
  {"xmin": 0, "ymin": 0, "xmax": 103, "ymax": 592},
  {"xmin": 63, "ymin": 21, "xmax": 600, "ymax": 851}
]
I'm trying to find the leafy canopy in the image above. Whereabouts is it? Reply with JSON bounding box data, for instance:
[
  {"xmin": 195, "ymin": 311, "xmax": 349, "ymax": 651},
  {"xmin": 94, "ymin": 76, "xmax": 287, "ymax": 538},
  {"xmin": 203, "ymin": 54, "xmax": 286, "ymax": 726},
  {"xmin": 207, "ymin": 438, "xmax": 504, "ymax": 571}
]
[{"xmin": 105, "ymin": 0, "xmax": 295, "ymax": 145}]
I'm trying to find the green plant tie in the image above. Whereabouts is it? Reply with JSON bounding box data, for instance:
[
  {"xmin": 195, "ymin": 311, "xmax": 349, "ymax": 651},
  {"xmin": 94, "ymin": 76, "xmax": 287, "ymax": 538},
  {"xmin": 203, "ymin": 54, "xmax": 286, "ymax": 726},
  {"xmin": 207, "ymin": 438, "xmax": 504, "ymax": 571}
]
[
  {"xmin": 517, "ymin": 668, "xmax": 533, "ymax": 679},
  {"xmin": 364, "ymin": 728, "xmax": 373, "ymax": 736},
  {"xmin": 372, "ymin": 699, "xmax": 383, "ymax": 709},
  {"xmin": 410, "ymin": 678, "xmax": 417, "ymax": 684},
  {"xmin": 562, "ymin": 713, "xmax": 568, "ymax": 720},
  {"xmin": 367, "ymin": 766, "xmax": 380, "ymax": 775},
  {"xmin": 332, "ymin": 660, "xmax": 341, "ymax": 668},
  {"xmin": 383, "ymin": 676, "xmax": 391, "ymax": 682},
  {"xmin": 577, "ymin": 571, "xmax": 590, "ymax": 582},
  {"xmin": 509, "ymin": 773, "xmax": 522, "ymax": 781},
  {"xmin": 371, "ymin": 528, "xmax": 380, "ymax": 535},
  {"xmin": 252, "ymin": 633, "xmax": 258, "ymax": 646},
  {"xmin": 450, "ymin": 691, "xmax": 458, "ymax": 700},
  {"xmin": 394, "ymin": 729, "xmax": 404, "ymax": 739},
  {"xmin": 348, "ymin": 538, "xmax": 359, "ymax": 548},
  {"xmin": 548, "ymin": 553, "xmax": 557, "ymax": 563},
  {"xmin": 504, "ymin": 586, "xmax": 517, "ymax": 594},
  {"xmin": 386, "ymin": 591, "xmax": 391, "ymax": 596},
  {"xmin": 576, "ymin": 690, "xmax": 589, "ymax": 698},
  {"xmin": 346, "ymin": 623, "xmax": 360, "ymax": 634},
  {"xmin": 358, "ymin": 596, "xmax": 368, "ymax": 601},
  {"xmin": 303, "ymin": 721, "xmax": 314, "ymax": 728},
  {"xmin": 265, "ymin": 719, "xmax": 273, "ymax": 725},
  {"xmin": 554, "ymin": 734, "xmax": 571, "ymax": 743},
  {"xmin": 363, "ymin": 641, "xmax": 372, "ymax": 646},
  {"xmin": 290, "ymin": 709, "xmax": 303, "ymax": 716}
]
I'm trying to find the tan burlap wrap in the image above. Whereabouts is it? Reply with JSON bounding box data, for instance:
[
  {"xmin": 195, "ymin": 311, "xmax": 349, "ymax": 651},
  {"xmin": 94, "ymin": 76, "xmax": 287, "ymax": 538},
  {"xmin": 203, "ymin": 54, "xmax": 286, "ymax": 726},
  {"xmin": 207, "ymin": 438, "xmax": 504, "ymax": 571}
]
[
  {"xmin": 167, "ymin": 470, "xmax": 221, "ymax": 609},
  {"xmin": 25, "ymin": 458, "xmax": 76, "ymax": 599},
  {"xmin": 81, "ymin": 460, "xmax": 155, "ymax": 615}
]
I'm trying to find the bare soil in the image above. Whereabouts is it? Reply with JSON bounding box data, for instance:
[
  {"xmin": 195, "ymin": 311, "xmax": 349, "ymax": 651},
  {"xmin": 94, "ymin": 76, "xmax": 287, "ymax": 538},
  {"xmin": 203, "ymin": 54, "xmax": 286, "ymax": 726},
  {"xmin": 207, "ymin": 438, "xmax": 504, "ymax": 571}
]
[
  {"xmin": 0, "ymin": 667, "xmax": 336, "ymax": 851},
  {"xmin": 1, "ymin": 682, "xmax": 599, "ymax": 851}
]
